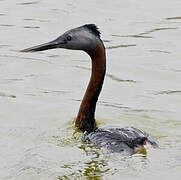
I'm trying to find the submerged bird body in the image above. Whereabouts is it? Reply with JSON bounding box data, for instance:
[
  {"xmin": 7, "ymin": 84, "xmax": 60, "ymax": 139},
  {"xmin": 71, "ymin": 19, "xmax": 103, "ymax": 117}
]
[
  {"xmin": 21, "ymin": 24, "xmax": 158, "ymax": 154},
  {"xmin": 83, "ymin": 126, "xmax": 157, "ymax": 154}
]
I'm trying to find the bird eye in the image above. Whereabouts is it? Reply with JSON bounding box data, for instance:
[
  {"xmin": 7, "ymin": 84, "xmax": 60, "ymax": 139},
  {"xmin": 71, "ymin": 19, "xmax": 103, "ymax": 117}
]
[{"xmin": 66, "ymin": 35, "xmax": 72, "ymax": 41}]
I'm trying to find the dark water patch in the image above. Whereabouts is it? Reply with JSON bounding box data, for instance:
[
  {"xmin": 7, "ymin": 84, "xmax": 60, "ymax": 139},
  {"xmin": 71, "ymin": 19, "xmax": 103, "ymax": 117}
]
[
  {"xmin": 106, "ymin": 44, "xmax": 136, "ymax": 49},
  {"xmin": 18, "ymin": 1, "xmax": 40, "ymax": 5},
  {"xmin": 24, "ymin": 26, "xmax": 40, "ymax": 29},
  {"xmin": 0, "ymin": 92, "xmax": 16, "ymax": 98},
  {"xmin": 166, "ymin": 17, "xmax": 181, "ymax": 20},
  {"xmin": 149, "ymin": 50, "xmax": 171, "ymax": 54},
  {"xmin": 155, "ymin": 90, "xmax": 181, "ymax": 95}
]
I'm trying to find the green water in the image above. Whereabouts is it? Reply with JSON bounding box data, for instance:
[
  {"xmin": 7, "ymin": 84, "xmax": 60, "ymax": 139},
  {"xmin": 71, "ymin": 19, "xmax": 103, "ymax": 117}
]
[{"xmin": 0, "ymin": 0, "xmax": 181, "ymax": 179}]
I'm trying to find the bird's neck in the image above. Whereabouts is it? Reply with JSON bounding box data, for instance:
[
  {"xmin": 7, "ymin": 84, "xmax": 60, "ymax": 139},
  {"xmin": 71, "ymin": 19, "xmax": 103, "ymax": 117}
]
[{"xmin": 75, "ymin": 41, "xmax": 106, "ymax": 133}]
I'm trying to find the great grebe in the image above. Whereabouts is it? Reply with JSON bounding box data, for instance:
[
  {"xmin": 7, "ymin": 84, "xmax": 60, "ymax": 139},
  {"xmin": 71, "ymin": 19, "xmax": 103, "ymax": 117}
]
[{"xmin": 21, "ymin": 24, "xmax": 158, "ymax": 154}]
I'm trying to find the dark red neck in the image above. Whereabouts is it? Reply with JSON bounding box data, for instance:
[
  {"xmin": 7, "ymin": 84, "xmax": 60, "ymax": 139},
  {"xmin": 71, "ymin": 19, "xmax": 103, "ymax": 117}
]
[{"xmin": 75, "ymin": 41, "xmax": 106, "ymax": 133}]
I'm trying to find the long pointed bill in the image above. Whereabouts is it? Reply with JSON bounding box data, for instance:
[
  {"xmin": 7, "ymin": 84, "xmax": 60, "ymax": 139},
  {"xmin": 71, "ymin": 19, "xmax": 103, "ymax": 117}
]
[{"xmin": 20, "ymin": 38, "xmax": 65, "ymax": 52}]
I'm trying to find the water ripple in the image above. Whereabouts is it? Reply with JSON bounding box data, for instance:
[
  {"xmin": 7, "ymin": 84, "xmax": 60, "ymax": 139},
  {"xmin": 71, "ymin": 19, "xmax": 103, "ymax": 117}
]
[
  {"xmin": 24, "ymin": 18, "xmax": 49, "ymax": 22},
  {"xmin": 98, "ymin": 101, "xmax": 165, "ymax": 113},
  {"xmin": 123, "ymin": 35, "xmax": 153, "ymax": 38},
  {"xmin": 24, "ymin": 26, "xmax": 40, "ymax": 29},
  {"xmin": 149, "ymin": 50, "xmax": 171, "ymax": 54},
  {"xmin": 111, "ymin": 27, "xmax": 178, "ymax": 40},
  {"xmin": 5, "ymin": 78, "xmax": 24, "ymax": 82},
  {"xmin": 106, "ymin": 44, "xmax": 136, "ymax": 49},
  {"xmin": 171, "ymin": 69, "xmax": 181, "ymax": 73},
  {"xmin": 0, "ymin": 54, "xmax": 53, "ymax": 64},
  {"xmin": 103, "ymin": 40, "xmax": 111, "ymax": 43},
  {"xmin": 0, "ymin": 92, "xmax": 16, "ymax": 98},
  {"xmin": 18, "ymin": 1, "xmax": 41, "ymax": 5},
  {"xmin": 166, "ymin": 17, "xmax": 181, "ymax": 20},
  {"xmin": 98, "ymin": 101, "xmax": 129, "ymax": 110},
  {"xmin": 112, "ymin": 34, "xmax": 152, "ymax": 39},
  {"xmin": 38, "ymin": 88, "xmax": 71, "ymax": 95},
  {"xmin": 0, "ymin": 44, "xmax": 12, "ymax": 48},
  {"xmin": 73, "ymin": 65, "xmax": 137, "ymax": 83},
  {"xmin": 106, "ymin": 74, "xmax": 137, "ymax": 83},
  {"xmin": 139, "ymin": 27, "xmax": 178, "ymax": 35},
  {"xmin": 0, "ymin": 24, "xmax": 14, "ymax": 27},
  {"xmin": 154, "ymin": 90, "xmax": 181, "ymax": 95}
]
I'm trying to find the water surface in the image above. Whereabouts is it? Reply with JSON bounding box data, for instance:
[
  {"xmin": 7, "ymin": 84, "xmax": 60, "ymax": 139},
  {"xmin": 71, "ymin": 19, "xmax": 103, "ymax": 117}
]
[{"xmin": 0, "ymin": 0, "xmax": 181, "ymax": 179}]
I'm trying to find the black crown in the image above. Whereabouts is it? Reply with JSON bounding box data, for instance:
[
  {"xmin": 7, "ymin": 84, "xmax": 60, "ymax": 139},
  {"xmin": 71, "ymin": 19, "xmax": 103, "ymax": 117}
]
[{"xmin": 84, "ymin": 24, "xmax": 101, "ymax": 38}]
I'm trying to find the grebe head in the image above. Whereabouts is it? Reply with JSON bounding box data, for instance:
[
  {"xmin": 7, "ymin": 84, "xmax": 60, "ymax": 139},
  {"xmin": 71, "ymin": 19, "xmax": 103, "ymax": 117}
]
[{"xmin": 21, "ymin": 24, "xmax": 101, "ymax": 55}]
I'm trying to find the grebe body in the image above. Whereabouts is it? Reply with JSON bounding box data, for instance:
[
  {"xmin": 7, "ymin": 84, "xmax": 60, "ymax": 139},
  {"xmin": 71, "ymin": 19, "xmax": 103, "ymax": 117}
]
[{"xmin": 83, "ymin": 126, "xmax": 158, "ymax": 154}]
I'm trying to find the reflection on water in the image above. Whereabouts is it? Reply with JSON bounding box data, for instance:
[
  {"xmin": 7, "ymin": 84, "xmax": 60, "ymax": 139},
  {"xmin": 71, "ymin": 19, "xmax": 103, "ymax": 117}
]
[
  {"xmin": 1, "ymin": 0, "xmax": 181, "ymax": 179},
  {"xmin": 59, "ymin": 146, "xmax": 110, "ymax": 179},
  {"xmin": 55, "ymin": 126, "xmax": 147, "ymax": 179}
]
